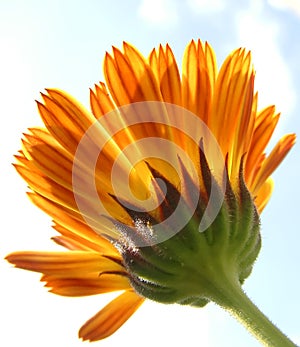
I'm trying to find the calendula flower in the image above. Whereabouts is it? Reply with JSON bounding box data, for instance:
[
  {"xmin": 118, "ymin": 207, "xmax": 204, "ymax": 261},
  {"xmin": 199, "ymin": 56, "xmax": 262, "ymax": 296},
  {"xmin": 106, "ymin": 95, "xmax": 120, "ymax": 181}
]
[{"xmin": 6, "ymin": 40, "xmax": 296, "ymax": 345}]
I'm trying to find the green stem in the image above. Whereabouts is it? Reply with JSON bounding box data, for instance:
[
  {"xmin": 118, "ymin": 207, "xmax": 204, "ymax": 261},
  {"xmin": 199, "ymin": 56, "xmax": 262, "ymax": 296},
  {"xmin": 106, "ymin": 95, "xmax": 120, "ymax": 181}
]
[{"xmin": 209, "ymin": 276, "xmax": 296, "ymax": 347}]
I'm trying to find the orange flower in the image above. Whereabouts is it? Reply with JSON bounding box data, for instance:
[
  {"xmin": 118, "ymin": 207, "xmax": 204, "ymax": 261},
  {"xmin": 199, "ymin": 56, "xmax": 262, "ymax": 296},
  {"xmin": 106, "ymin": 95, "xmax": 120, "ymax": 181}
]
[{"xmin": 6, "ymin": 40, "xmax": 295, "ymax": 342}]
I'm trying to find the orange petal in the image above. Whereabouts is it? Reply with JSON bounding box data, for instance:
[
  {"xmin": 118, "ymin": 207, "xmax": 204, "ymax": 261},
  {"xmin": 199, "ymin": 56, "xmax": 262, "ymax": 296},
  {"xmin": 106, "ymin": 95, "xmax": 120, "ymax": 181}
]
[
  {"xmin": 252, "ymin": 133, "xmax": 296, "ymax": 195},
  {"xmin": 18, "ymin": 127, "xmax": 129, "ymax": 228},
  {"xmin": 123, "ymin": 42, "xmax": 162, "ymax": 101},
  {"xmin": 6, "ymin": 251, "xmax": 124, "ymax": 276},
  {"xmin": 52, "ymin": 222, "xmax": 117, "ymax": 254},
  {"xmin": 254, "ymin": 177, "xmax": 274, "ymax": 213},
  {"xmin": 104, "ymin": 43, "xmax": 162, "ymax": 106},
  {"xmin": 210, "ymin": 48, "xmax": 254, "ymax": 176},
  {"xmin": 27, "ymin": 192, "xmax": 122, "ymax": 251},
  {"xmin": 182, "ymin": 39, "xmax": 217, "ymax": 124},
  {"xmin": 37, "ymin": 91, "xmax": 125, "ymax": 192},
  {"xmin": 21, "ymin": 131, "xmax": 74, "ymax": 190},
  {"xmin": 41, "ymin": 273, "xmax": 130, "ymax": 297},
  {"xmin": 51, "ymin": 235, "xmax": 92, "ymax": 251},
  {"xmin": 79, "ymin": 290, "xmax": 144, "ymax": 341},
  {"xmin": 90, "ymin": 82, "xmax": 116, "ymax": 119},
  {"xmin": 149, "ymin": 44, "xmax": 181, "ymax": 105},
  {"xmin": 15, "ymin": 164, "xmax": 85, "ymax": 215},
  {"xmin": 15, "ymin": 135, "xmax": 129, "ymax": 239},
  {"xmin": 37, "ymin": 89, "xmax": 96, "ymax": 155},
  {"xmin": 19, "ymin": 130, "xmax": 117, "ymax": 211},
  {"xmin": 245, "ymin": 106, "xmax": 280, "ymax": 186},
  {"xmin": 230, "ymin": 76, "xmax": 256, "ymax": 178}
]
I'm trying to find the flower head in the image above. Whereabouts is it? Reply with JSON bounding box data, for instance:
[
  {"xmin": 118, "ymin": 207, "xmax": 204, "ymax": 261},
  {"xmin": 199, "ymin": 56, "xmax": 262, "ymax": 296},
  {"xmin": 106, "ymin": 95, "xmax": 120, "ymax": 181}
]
[{"xmin": 6, "ymin": 40, "xmax": 295, "ymax": 342}]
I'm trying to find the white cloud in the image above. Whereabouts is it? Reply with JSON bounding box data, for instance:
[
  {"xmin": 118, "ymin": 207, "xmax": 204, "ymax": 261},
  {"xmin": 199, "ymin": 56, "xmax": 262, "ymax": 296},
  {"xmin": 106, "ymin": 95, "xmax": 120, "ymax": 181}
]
[
  {"xmin": 187, "ymin": 0, "xmax": 226, "ymax": 13},
  {"xmin": 234, "ymin": 0, "xmax": 296, "ymax": 123},
  {"xmin": 268, "ymin": 0, "xmax": 300, "ymax": 16},
  {"xmin": 137, "ymin": 0, "xmax": 179, "ymax": 26}
]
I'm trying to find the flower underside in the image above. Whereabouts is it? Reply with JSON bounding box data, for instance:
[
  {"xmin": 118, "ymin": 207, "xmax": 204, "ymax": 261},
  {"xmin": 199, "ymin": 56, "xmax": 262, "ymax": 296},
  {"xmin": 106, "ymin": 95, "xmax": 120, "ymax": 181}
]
[{"xmin": 6, "ymin": 39, "xmax": 295, "ymax": 342}]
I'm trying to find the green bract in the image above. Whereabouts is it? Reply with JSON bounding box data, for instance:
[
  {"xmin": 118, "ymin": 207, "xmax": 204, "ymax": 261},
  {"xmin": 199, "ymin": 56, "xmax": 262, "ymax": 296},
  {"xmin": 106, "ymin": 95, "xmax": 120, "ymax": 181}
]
[{"xmin": 114, "ymin": 147, "xmax": 260, "ymax": 306}]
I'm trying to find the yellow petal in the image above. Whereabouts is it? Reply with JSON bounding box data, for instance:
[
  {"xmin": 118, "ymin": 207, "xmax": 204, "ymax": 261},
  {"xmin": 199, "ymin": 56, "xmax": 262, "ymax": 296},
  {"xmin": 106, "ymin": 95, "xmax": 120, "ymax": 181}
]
[{"xmin": 79, "ymin": 290, "xmax": 144, "ymax": 341}]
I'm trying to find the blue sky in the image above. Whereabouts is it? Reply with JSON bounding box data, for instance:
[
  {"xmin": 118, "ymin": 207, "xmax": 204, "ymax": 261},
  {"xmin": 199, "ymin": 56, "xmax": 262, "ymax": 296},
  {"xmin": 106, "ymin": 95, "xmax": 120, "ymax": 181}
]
[{"xmin": 1, "ymin": 0, "xmax": 300, "ymax": 346}]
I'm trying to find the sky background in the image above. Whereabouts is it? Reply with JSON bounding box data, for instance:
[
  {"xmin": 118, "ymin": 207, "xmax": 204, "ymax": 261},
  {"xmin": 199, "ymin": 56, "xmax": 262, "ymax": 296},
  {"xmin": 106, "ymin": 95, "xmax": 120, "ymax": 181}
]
[{"xmin": 0, "ymin": 0, "xmax": 300, "ymax": 346}]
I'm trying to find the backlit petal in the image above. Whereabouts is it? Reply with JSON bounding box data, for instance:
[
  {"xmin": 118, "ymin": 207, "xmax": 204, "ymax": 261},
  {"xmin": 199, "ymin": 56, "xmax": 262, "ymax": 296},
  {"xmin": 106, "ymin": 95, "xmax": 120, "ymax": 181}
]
[
  {"xmin": 90, "ymin": 82, "xmax": 116, "ymax": 119},
  {"xmin": 255, "ymin": 178, "xmax": 274, "ymax": 213},
  {"xmin": 37, "ymin": 89, "xmax": 96, "ymax": 154},
  {"xmin": 42, "ymin": 273, "xmax": 130, "ymax": 296},
  {"xmin": 149, "ymin": 44, "xmax": 181, "ymax": 105},
  {"xmin": 6, "ymin": 251, "xmax": 123, "ymax": 275},
  {"xmin": 79, "ymin": 290, "xmax": 144, "ymax": 341},
  {"xmin": 245, "ymin": 106, "xmax": 280, "ymax": 185},
  {"xmin": 182, "ymin": 39, "xmax": 217, "ymax": 124},
  {"xmin": 104, "ymin": 43, "xmax": 162, "ymax": 106},
  {"xmin": 210, "ymin": 49, "xmax": 254, "ymax": 177},
  {"xmin": 252, "ymin": 134, "xmax": 296, "ymax": 195}
]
